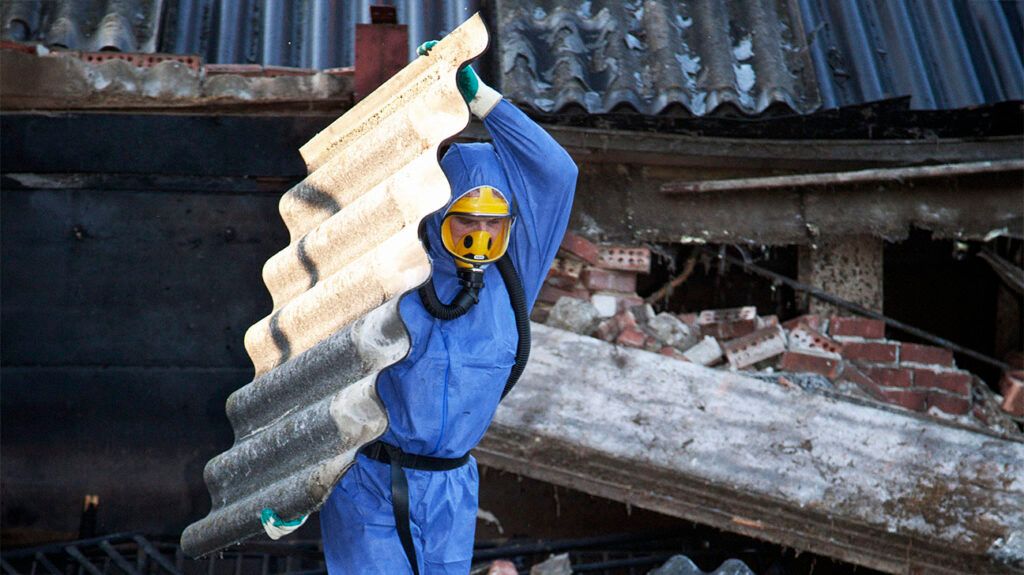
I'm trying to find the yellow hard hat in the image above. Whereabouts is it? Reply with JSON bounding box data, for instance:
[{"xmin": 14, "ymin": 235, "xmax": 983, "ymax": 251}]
[{"xmin": 440, "ymin": 186, "xmax": 513, "ymax": 268}]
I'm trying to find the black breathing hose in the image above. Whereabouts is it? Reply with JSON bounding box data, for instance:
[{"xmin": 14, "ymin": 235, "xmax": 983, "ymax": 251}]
[
  {"xmin": 496, "ymin": 256, "xmax": 531, "ymax": 400},
  {"xmin": 417, "ymin": 276, "xmax": 480, "ymax": 320},
  {"xmin": 417, "ymin": 255, "xmax": 532, "ymax": 401}
]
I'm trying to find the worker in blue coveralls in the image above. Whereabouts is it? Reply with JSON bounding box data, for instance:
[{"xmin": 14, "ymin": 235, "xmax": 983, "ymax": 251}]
[{"xmin": 260, "ymin": 40, "xmax": 578, "ymax": 574}]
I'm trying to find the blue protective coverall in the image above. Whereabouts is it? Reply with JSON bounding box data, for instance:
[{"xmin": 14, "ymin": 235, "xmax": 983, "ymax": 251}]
[{"xmin": 319, "ymin": 99, "xmax": 578, "ymax": 573}]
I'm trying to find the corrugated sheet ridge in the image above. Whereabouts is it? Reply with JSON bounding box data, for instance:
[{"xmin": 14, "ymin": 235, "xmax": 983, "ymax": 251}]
[
  {"xmin": 495, "ymin": 0, "xmax": 821, "ymax": 116},
  {"xmin": 181, "ymin": 15, "xmax": 488, "ymax": 557}
]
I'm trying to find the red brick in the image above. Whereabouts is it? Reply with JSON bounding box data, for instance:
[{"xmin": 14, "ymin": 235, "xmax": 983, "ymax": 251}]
[
  {"xmin": 202, "ymin": 62, "xmax": 268, "ymax": 75},
  {"xmin": 900, "ymin": 343, "xmax": 954, "ymax": 367},
  {"xmin": 559, "ymin": 231, "xmax": 600, "ymax": 265},
  {"xmin": 722, "ymin": 325, "xmax": 787, "ymax": 369},
  {"xmin": 544, "ymin": 272, "xmax": 578, "ymax": 290},
  {"xmin": 879, "ymin": 388, "xmax": 928, "ymax": 412},
  {"xmin": 782, "ymin": 314, "xmax": 822, "ymax": 332},
  {"xmin": 838, "ymin": 364, "xmax": 887, "ymax": 401},
  {"xmin": 829, "ymin": 316, "xmax": 885, "ymax": 339},
  {"xmin": 926, "ymin": 391, "xmax": 971, "ymax": 415},
  {"xmin": 698, "ymin": 306, "xmax": 757, "ymax": 339},
  {"xmin": 614, "ymin": 309, "xmax": 638, "ymax": 332},
  {"xmin": 787, "ymin": 325, "xmax": 843, "ymax": 356},
  {"xmin": 538, "ymin": 284, "xmax": 588, "ymax": 305},
  {"xmin": 616, "ymin": 327, "xmax": 646, "ymax": 348},
  {"xmin": 677, "ymin": 313, "xmax": 698, "ymax": 326},
  {"xmin": 581, "ymin": 268, "xmax": 637, "ymax": 293},
  {"xmin": 913, "ymin": 369, "xmax": 971, "ymax": 396},
  {"xmin": 842, "ymin": 341, "xmax": 898, "ymax": 364},
  {"xmin": 659, "ymin": 346, "xmax": 689, "ymax": 360},
  {"xmin": 597, "ymin": 246, "xmax": 651, "ymax": 273},
  {"xmin": 546, "ymin": 257, "xmax": 584, "ymax": 289},
  {"xmin": 779, "ymin": 351, "xmax": 842, "ymax": 380},
  {"xmin": 861, "ymin": 366, "xmax": 913, "ymax": 388},
  {"xmin": 698, "ymin": 307, "xmax": 757, "ymax": 324},
  {"xmin": 1000, "ymin": 370, "xmax": 1024, "ymax": 416},
  {"xmin": 701, "ymin": 319, "xmax": 757, "ymax": 340}
]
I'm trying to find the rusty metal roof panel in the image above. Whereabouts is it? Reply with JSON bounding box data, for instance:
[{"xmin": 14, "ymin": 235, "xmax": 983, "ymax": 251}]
[
  {"xmin": 179, "ymin": 15, "xmax": 488, "ymax": 557},
  {"xmin": 492, "ymin": 0, "xmax": 822, "ymax": 116}
]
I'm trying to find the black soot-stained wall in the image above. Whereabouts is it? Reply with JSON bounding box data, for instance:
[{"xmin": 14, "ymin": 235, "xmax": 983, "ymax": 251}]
[{"xmin": 1, "ymin": 112, "xmax": 332, "ymax": 536}]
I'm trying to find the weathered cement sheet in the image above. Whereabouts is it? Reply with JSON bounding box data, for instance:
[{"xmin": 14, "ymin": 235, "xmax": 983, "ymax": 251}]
[
  {"xmin": 180, "ymin": 15, "xmax": 488, "ymax": 557},
  {"xmin": 477, "ymin": 324, "xmax": 1024, "ymax": 574}
]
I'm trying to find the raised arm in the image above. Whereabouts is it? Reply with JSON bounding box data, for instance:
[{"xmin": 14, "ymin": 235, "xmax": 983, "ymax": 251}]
[{"xmin": 473, "ymin": 85, "xmax": 579, "ymax": 309}]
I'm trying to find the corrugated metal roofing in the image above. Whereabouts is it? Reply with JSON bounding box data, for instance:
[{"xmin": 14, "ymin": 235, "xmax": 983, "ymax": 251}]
[
  {"xmin": 492, "ymin": 0, "xmax": 822, "ymax": 116},
  {"xmin": 799, "ymin": 0, "xmax": 1024, "ymax": 110},
  {"xmin": 1, "ymin": 0, "xmax": 480, "ymax": 67},
  {"xmin": 4, "ymin": 0, "xmax": 1021, "ymax": 115},
  {"xmin": 179, "ymin": 16, "xmax": 487, "ymax": 557}
]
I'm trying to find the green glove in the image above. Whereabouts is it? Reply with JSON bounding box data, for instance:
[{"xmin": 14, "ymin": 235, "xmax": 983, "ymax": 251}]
[
  {"xmin": 260, "ymin": 508, "xmax": 307, "ymax": 540},
  {"xmin": 417, "ymin": 40, "xmax": 480, "ymax": 104},
  {"xmin": 416, "ymin": 40, "xmax": 438, "ymax": 56}
]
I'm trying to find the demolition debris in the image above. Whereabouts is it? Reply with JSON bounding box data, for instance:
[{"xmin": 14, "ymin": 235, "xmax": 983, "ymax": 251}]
[{"xmin": 533, "ymin": 231, "xmax": 1024, "ymax": 434}]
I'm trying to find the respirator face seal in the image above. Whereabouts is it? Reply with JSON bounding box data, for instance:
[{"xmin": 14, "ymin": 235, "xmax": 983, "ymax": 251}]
[{"xmin": 440, "ymin": 186, "xmax": 513, "ymax": 269}]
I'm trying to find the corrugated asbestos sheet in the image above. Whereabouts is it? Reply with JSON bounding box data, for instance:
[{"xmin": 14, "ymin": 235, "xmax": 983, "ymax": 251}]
[
  {"xmin": 799, "ymin": 0, "xmax": 1024, "ymax": 110},
  {"xmin": 4, "ymin": 0, "xmax": 1021, "ymax": 114},
  {"xmin": 179, "ymin": 15, "xmax": 488, "ymax": 557},
  {"xmin": 493, "ymin": 0, "xmax": 821, "ymax": 116},
  {"xmin": 0, "ymin": 0, "xmax": 480, "ymax": 67},
  {"xmin": 1, "ymin": 0, "xmax": 163, "ymax": 52}
]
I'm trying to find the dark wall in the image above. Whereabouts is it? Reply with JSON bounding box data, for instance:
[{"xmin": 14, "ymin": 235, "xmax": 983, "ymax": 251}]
[
  {"xmin": 883, "ymin": 228, "xmax": 1015, "ymax": 384},
  {"xmin": 1, "ymin": 112, "xmax": 331, "ymax": 537}
]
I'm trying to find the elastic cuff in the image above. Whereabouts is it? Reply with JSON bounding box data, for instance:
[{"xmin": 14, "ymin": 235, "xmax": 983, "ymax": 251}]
[{"xmin": 468, "ymin": 83, "xmax": 502, "ymax": 119}]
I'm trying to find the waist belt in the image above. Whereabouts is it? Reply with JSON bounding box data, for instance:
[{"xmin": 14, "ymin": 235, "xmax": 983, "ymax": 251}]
[{"xmin": 358, "ymin": 441, "xmax": 470, "ymax": 575}]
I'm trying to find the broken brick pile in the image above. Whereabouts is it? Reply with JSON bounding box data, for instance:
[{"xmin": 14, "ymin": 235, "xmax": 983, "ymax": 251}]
[
  {"xmin": 537, "ymin": 232, "xmax": 1023, "ymax": 432},
  {"xmin": 533, "ymin": 231, "xmax": 648, "ymax": 325}
]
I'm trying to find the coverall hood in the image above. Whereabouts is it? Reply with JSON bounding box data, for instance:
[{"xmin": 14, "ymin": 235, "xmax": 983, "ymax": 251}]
[{"xmin": 430, "ymin": 143, "xmax": 513, "ymax": 270}]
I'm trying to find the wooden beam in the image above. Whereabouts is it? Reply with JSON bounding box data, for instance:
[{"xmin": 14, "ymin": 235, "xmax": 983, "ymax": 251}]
[
  {"xmin": 461, "ymin": 123, "xmax": 1024, "ymax": 169},
  {"xmin": 660, "ymin": 160, "xmax": 1024, "ymax": 194},
  {"xmin": 477, "ymin": 324, "xmax": 1024, "ymax": 574}
]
